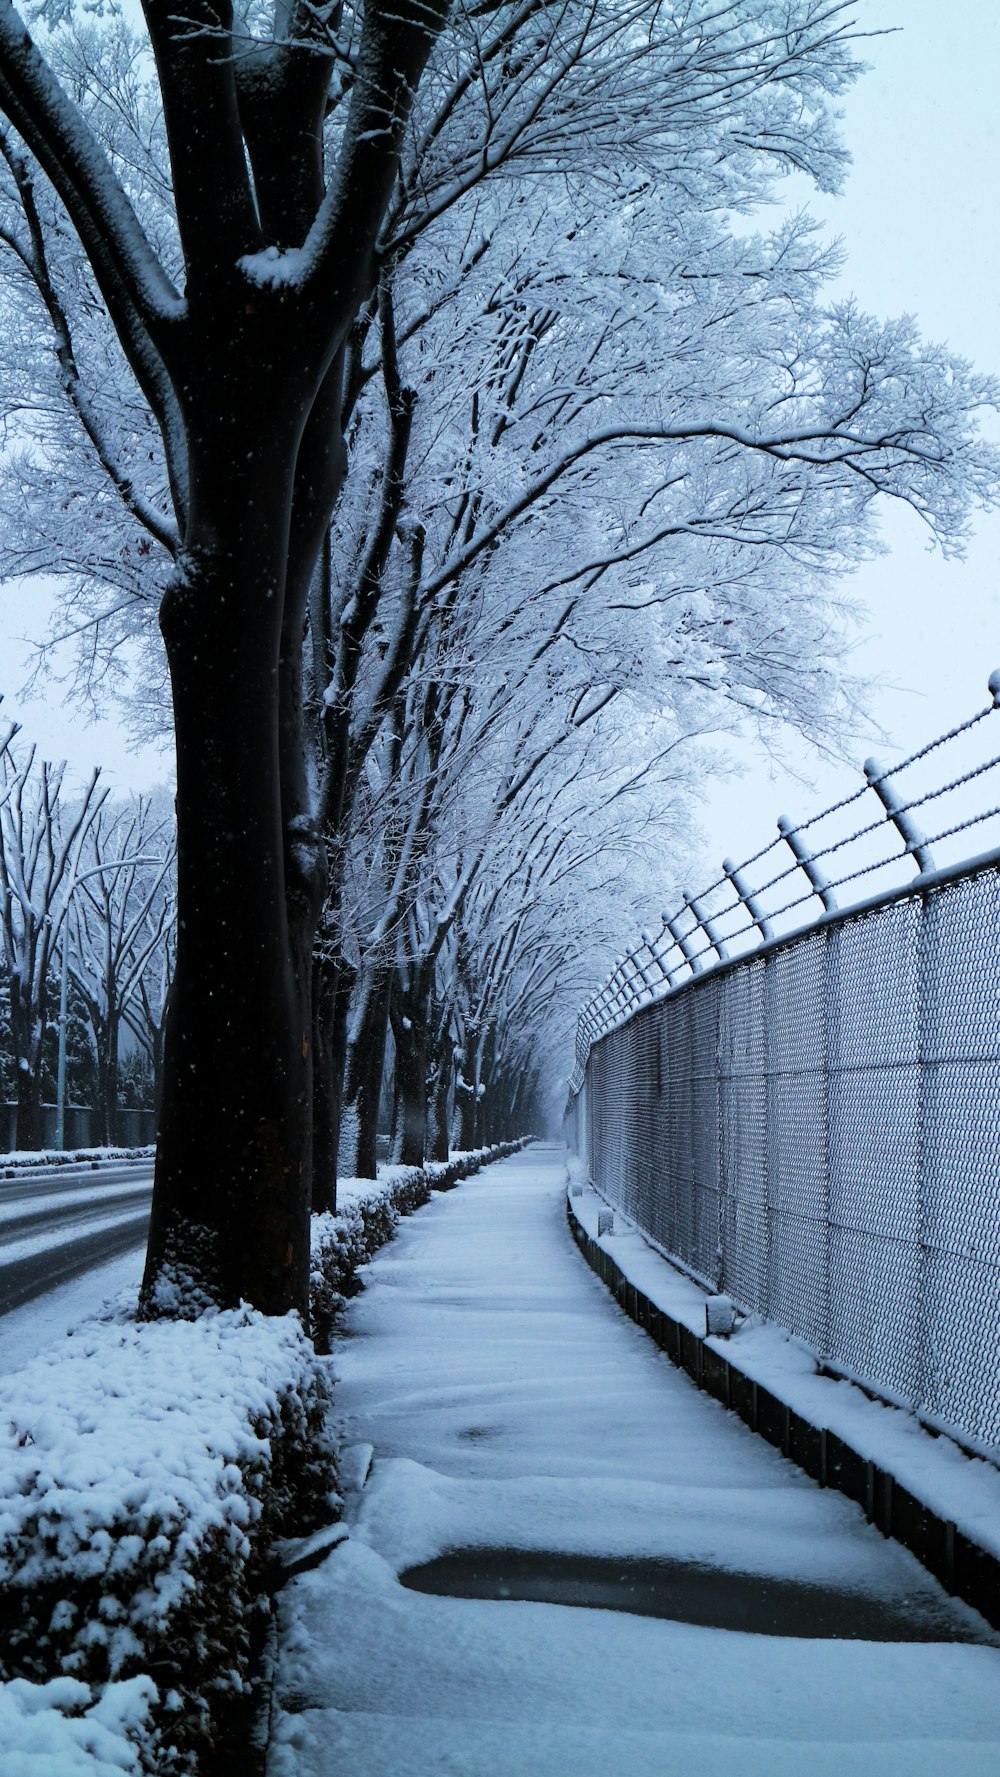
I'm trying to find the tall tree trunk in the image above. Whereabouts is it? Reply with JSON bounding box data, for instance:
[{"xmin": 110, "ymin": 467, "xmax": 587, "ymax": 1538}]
[
  {"xmin": 14, "ymin": 1061, "xmax": 43, "ymax": 1152},
  {"xmin": 426, "ymin": 1023, "xmax": 453, "ymax": 1164},
  {"xmin": 389, "ymin": 970, "xmax": 429, "ymax": 1167},
  {"xmin": 340, "ymin": 963, "xmax": 393, "ymax": 1179},
  {"xmin": 96, "ymin": 1014, "xmax": 120, "ymax": 1148},
  {"xmin": 474, "ymin": 1022, "xmax": 495, "ymax": 1148},
  {"xmin": 10, "ymin": 975, "xmax": 44, "ymax": 1151},
  {"xmin": 142, "ymin": 441, "xmax": 313, "ymax": 1316},
  {"xmin": 151, "ymin": 1019, "xmax": 165, "ymax": 1127},
  {"xmin": 454, "ymin": 1018, "xmax": 479, "ymax": 1153},
  {"xmin": 311, "ymin": 944, "xmax": 352, "ymax": 1214}
]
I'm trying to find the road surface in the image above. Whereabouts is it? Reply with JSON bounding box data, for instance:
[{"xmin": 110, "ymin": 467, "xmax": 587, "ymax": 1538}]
[{"xmin": 0, "ymin": 1157, "xmax": 153, "ymax": 1316}]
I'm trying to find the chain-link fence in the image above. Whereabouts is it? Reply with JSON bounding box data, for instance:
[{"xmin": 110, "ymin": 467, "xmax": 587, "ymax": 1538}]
[{"xmin": 565, "ymin": 680, "xmax": 1000, "ymax": 1452}]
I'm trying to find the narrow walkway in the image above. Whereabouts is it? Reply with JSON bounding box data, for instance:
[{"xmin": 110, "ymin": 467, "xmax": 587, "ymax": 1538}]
[{"xmin": 268, "ymin": 1145, "xmax": 1000, "ymax": 1776}]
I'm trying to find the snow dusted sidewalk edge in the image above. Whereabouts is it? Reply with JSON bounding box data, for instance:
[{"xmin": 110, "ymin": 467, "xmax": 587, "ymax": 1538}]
[
  {"xmin": 0, "ymin": 1139, "xmax": 528, "ymax": 1776},
  {"xmin": 309, "ymin": 1141, "xmax": 530, "ymax": 1351},
  {"xmin": 566, "ymin": 1165, "xmax": 1000, "ymax": 1636}
]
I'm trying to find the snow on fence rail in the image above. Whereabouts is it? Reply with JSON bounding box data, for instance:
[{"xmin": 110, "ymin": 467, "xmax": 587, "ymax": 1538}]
[{"xmin": 565, "ymin": 673, "xmax": 1000, "ymax": 1452}]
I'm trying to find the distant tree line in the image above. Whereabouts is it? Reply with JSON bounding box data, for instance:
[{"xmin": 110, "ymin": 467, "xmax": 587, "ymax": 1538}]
[{"xmin": 0, "ymin": 722, "xmax": 174, "ymax": 1148}]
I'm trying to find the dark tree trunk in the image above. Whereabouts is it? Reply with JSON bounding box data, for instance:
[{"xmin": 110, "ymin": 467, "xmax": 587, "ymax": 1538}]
[
  {"xmin": 341, "ymin": 964, "xmax": 393, "ymax": 1179},
  {"xmin": 96, "ymin": 1015, "xmax": 120, "ymax": 1148},
  {"xmin": 10, "ymin": 974, "xmax": 44, "ymax": 1151},
  {"xmin": 311, "ymin": 945, "xmax": 352, "ymax": 1214},
  {"xmin": 454, "ymin": 1018, "xmax": 479, "ymax": 1153},
  {"xmin": 426, "ymin": 1025, "xmax": 453, "ymax": 1164},
  {"xmin": 151, "ymin": 1020, "xmax": 166, "ymax": 1126},
  {"xmin": 474, "ymin": 1023, "xmax": 495, "ymax": 1148},
  {"xmin": 389, "ymin": 971, "xmax": 430, "ymax": 1167},
  {"xmin": 142, "ymin": 429, "xmax": 315, "ymax": 1316},
  {"xmin": 15, "ymin": 1063, "xmax": 43, "ymax": 1152}
]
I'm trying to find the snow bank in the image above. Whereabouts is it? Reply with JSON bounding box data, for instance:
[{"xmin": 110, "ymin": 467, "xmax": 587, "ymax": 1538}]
[
  {"xmin": 0, "ymin": 1148, "xmax": 154, "ymax": 1176},
  {"xmin": 0, "ymin": 1675, "xmax": 155, "ymax": 1776},
  {"xmin": 0, "ymin": 1306, "xmax": 335, "ymax": 1774},
  {"xmin": 310, "ymin": 1141, "xmax": 529, "ymax": 1350}
]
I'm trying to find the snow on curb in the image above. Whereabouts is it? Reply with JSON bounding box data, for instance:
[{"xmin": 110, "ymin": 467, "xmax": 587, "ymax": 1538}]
[
  {"xmin": 0, "ymin": 1148, "xmax": 154, "ymax": 1177},
  {"xmin": 566, "ymin": 1157, "xmax": 1000, "ymax": 1629}
]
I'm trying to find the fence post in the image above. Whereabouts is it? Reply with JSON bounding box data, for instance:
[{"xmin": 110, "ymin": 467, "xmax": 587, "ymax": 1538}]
[
  {"xmin": 777, "ymin": 815, "xmax": 838, "ymax": 912},
  {"xmin": 821, "ymin": 923, "xmax": 836, "ymax": 1362},
  {"xmin": 664, "ymin": 908, "xmax": 702, "ymax": 973},
  {"xmin": 684, "ymin": 888, "xmax": 729, "ymax": 962},
  {"xmin": 723, "ymin": 857, "xmax": 774, "ymax": 943},
  {"xmin": 863, "ymin": 757, "xmax": 936, "ymax": 875},
  {"xmin": 914, "ymin": 890, "xmax": 931, "ymax": 1420},
  {"xmin": 642, "ymin": 927, "xmax": 677, "ymax": 988}
]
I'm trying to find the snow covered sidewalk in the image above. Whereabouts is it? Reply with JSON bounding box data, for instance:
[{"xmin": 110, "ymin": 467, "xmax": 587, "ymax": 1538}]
[{"xmin": 268, "ymin": 1144, "xmax": 1000, "ymax": 1777}]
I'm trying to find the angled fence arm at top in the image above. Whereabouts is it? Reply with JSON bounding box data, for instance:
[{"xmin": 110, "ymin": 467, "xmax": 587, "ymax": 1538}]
[
  {"xmin": 664, "ymin": 908, "xmax": 701, "ymax": 973},
  {"xmin": 863, "ymin": 757, "xmax": 936, "ymax": 875},
  {"xmin": 777, "ymin": 814, "xmax": 838, "ymax": 913},
  {"xmin": 722, "ymin": 857, "xmax": 773, "ymax": 943},
  {"xmin": 641, "ymin": 927, "xmax": 676, "ymax": 988},
  {"xmin": 683, "ymin": 888, "xmax": 729, "ymax": 963}
]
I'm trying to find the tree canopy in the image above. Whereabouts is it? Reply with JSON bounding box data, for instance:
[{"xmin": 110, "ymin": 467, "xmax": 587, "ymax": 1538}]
[{"xmin": 0, "ymin": 0, "xmax": 997, "ymax": 1317}]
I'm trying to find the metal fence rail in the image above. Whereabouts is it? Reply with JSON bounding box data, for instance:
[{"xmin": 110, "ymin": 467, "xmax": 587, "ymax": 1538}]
[{"xmin": 565, "ymin": 676, "xmax": 1000, "ymax": 1452}]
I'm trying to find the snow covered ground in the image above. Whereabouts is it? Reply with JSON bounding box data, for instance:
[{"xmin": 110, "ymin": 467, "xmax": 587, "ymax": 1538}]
[
  {"xmin": 0, "ymin": 1247, "xmax": 143, "ymax": 1373},
  {"xmin": 567, "ymin": 1164, "xmax": 1000, "ymax": 1561},
  {"xmin": 269, "ymin": 1143, "xmax": 1000, "ymax": 1777},
  {"xmin": 0, "ymin": 1159, "xmax": 152, "ymax": 1321}
]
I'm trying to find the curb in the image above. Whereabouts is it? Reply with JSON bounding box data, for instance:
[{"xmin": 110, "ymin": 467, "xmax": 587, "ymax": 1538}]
[{"xmin": 566, "ymin": 1192, "xmax": 1000, "ymax": 1633}]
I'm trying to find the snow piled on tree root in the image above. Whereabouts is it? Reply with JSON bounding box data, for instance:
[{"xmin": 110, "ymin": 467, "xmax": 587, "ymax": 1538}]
[{"xmin": 0, "ymin": 1305, "xmax": 336, "ymax": 1775}]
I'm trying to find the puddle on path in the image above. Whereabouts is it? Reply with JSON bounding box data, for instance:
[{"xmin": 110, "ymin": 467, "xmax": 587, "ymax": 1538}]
[{"xmin": 400, "ymin": 1548, "xmax": 989, "ymax": 1642}]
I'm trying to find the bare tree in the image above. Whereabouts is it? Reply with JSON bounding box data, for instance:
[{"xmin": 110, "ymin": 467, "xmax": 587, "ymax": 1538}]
[
  {"xmin": 0, "ymin": 742, "xmax": 107, "ymax": 1148},
  {"xmin": 65, "ymin": 793, "xmax": 175, "ymax": 1143}
]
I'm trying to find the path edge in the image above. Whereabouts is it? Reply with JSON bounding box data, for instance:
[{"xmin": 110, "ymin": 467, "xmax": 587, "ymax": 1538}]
[{"xmin": 565, "ymin": 1189, "xmax": 1000, "ymax": 1634}]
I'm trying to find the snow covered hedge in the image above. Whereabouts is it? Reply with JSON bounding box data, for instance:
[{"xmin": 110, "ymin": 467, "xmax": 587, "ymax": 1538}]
[
  {"xmin": 0, "ymin": 1138, "xmax": 529, "ymax": 1773},
  {"xmin": 0, "ymin": 1675, "xmax": 157, "ymax": 1777},
  {"xmin": 0, "ymin": 1307, "xmax": 335, "ymax": 1775},
  {"xmin": 310, "ymin": 1141, "xmax": 529, "ymax": 1351},
  {"xmin": 0, "ymin": 1147, "xmax": 155, "ymax": 1177}
]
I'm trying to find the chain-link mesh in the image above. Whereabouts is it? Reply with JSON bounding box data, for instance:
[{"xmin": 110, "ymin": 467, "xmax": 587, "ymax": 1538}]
[{"xmin": 567, "ymin": 858, "xmax": 1000, "ymax": 1451}]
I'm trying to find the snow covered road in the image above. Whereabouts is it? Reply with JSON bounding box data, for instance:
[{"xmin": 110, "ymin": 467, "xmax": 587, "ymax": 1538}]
[
  {"xmin": 0, "ymin": 1158, "xmax": 151, "ymax": 1317},
  {"xmin": 269, "ymin": 1142, "xmax": 1000, "ymax": 1777}
]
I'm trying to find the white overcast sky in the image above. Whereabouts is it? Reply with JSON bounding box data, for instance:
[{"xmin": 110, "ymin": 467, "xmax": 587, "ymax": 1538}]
[
  {"xmin": 0, "ymin": 0, "xmax": 999, "ymax": 856},
  {"xmin": 700, "ymin": 0, "xmax": 1000, "ymax": 867}
]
